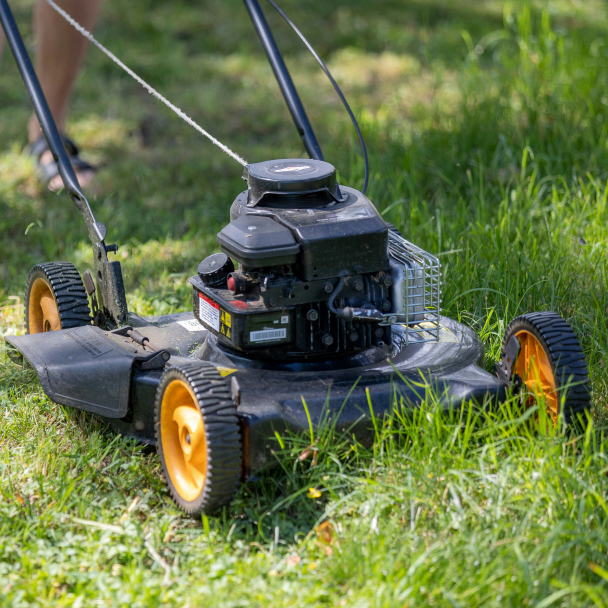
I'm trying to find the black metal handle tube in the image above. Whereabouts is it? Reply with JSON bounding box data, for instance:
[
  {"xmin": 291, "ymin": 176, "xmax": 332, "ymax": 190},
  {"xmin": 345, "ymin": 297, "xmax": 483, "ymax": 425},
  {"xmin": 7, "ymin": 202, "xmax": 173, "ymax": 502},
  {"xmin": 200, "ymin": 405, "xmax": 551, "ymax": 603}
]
[
  {"xmin": 243, "ymin": 0, "xmax": 323, "ymax": 161},
  {"xmin": 0, "ymin": 0, "xmax": 104, "ymax": 244}
]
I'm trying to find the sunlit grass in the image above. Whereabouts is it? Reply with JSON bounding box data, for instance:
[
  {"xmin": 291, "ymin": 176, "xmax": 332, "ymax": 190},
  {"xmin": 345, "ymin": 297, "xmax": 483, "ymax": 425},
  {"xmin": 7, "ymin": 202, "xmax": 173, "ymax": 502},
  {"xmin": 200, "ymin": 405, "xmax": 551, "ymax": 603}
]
[{"xmin": 1, "ymin": 0, "xmax": 608, "ymax": 605}]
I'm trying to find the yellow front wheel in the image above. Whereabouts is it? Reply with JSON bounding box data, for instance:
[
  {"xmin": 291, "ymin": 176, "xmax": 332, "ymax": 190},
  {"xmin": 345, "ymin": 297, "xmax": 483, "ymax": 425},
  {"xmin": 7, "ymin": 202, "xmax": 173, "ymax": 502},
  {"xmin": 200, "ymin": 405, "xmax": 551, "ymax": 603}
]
[{"xmin": 155, "ymin": 363, "xmax": 241, "ymax": 515}]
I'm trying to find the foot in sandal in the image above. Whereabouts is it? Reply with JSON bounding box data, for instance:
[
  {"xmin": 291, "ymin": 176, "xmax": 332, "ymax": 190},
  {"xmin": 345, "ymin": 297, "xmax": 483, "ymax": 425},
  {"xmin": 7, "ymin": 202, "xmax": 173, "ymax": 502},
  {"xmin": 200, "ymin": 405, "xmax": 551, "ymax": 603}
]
[{"xmin": 31, "ymin": 134, "xmax": 96, "ymax": 192}]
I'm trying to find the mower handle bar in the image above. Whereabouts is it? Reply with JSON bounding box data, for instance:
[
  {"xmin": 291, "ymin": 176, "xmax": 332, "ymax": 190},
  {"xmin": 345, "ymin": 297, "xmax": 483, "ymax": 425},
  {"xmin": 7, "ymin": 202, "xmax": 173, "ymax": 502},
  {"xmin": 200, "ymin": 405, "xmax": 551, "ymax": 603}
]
[
  {"xmin": 243, "ymin": 0, "xmax": 323, "ymax": 162},
  {"xmin": 0, "ymin": 0, "xmax": 128, "ymax": 326}
]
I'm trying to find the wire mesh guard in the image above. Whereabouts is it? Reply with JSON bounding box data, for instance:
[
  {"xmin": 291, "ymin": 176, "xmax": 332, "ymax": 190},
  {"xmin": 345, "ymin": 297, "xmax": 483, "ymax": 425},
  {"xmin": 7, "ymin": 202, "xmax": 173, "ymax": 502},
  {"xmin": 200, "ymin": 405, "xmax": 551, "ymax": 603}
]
[{"xmin": 388, "ymin": 228, "xmax": 442, "ymax": 344}]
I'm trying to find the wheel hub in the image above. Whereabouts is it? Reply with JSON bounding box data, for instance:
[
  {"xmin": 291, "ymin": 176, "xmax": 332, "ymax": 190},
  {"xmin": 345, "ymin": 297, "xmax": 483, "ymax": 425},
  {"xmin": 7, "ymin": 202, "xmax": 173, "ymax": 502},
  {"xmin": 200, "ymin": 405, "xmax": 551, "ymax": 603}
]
[
  {"xmin": 160, "ymin": 380, "xmax": 208, "ymax": 502},
  {"xmin": 29, "ymin": 278, "xmax": 60, "ymax": 334},
  {"xmin": 515, "ymin": 329, "xmax": 558, "ymax": 423}
]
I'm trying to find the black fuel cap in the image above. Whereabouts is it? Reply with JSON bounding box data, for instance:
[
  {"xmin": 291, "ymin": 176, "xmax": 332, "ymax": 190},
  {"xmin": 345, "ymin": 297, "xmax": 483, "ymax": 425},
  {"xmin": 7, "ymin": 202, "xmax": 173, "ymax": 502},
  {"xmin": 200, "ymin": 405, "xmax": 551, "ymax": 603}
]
[
  {"xmin": 243, "ymin": 159, "xmax": 344, "ymax": 207},
  {"xmin": 197, "ymin": 253, "xmax": 234, "ymax": 287}
]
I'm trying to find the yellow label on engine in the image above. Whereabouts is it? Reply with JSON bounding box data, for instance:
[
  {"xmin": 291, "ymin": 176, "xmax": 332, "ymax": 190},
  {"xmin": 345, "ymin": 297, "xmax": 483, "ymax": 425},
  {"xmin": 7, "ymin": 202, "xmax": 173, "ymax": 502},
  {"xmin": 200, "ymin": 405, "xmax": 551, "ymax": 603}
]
[
  {"xmin": 219, "ymin": 309, "xmax": 232, "ymax": 340},
  {"xmin": 220, "ymin": 310, "xmax": 232, "ymax": 328}
]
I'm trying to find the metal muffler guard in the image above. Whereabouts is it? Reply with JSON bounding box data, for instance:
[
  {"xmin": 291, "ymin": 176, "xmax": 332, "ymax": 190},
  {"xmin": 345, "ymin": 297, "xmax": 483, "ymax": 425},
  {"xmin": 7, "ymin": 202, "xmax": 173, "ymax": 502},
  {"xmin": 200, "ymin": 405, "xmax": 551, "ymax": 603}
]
[{"xmin": 5, "ymin": 325, "xmax": 167, "ymax": 418}]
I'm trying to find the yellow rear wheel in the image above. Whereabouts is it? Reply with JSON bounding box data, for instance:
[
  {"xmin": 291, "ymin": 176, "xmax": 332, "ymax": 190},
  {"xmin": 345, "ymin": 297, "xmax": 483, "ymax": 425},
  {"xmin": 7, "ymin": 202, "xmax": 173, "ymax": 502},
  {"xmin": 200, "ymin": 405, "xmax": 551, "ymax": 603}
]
[
  {"xmin": 25, "ymin": 262, "xmax": 91, "ymax": 334},
  {"xmin": 501, "ymin": 312, "xmax": 590, "ymax": 426},
  {"xmin": 28, "ymin": 277, "xmax": 61, "ymax": 333},
  {"xmin": 514, "ymin": 329, "xmax": 559, "ymax": 423}
]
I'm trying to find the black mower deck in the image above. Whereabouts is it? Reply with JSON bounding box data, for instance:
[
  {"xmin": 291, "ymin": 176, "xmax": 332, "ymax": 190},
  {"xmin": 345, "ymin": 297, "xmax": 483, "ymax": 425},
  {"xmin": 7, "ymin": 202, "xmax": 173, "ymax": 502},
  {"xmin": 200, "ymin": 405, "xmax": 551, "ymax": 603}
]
[{"xmin": 6, "ymin": 313, "xmax": 505, "ymax": 474}]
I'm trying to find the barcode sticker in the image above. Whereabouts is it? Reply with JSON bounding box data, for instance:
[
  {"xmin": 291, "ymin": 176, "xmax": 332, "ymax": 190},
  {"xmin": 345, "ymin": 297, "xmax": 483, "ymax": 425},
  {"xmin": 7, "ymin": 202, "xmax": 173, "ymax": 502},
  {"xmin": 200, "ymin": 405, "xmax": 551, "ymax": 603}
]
[
  {"xmin": 250, "ymin": 328, "xmax": 287, "ymax": 343},
  {"xmin": 199, "ymin": 293, "xmax": 220, "ymax": 331}
]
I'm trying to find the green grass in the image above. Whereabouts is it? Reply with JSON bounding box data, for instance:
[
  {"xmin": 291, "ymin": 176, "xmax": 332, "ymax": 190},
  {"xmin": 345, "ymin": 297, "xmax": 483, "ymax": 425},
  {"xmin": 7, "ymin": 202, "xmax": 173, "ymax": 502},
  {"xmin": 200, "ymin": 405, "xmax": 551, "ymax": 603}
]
[{"xmin": 1, "ymin": 0, "xmax": 608, "ymax": 605}]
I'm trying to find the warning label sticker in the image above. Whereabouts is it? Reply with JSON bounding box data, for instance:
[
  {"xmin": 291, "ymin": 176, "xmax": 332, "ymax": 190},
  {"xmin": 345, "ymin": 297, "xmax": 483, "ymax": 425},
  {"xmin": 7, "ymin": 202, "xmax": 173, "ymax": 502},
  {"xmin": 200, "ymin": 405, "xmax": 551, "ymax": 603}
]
[
  {"xmin": 220, "ymin": 309, "xmax": 232, "ymax": 340},
  {"xmin": 199, "ymin": 293, "xmax": 220, "ymax": 331}
]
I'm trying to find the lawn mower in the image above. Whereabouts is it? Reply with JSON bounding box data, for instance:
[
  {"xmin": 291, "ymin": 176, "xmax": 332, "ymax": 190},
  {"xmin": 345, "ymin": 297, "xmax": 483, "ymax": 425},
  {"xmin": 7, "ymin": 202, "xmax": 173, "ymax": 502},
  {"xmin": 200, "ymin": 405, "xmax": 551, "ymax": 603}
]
[{"xmin": 1, "ymin": 0, "xmax": 591, "ymax": 515}]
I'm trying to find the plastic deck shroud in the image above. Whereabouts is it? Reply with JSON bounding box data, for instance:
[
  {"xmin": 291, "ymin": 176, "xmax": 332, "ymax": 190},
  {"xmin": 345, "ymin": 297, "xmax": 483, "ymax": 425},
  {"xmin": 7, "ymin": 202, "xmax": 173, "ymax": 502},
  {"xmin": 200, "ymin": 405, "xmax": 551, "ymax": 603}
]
[{"xmin": 5, "ymin": 313, "xmax": 506, "ymax": 475}]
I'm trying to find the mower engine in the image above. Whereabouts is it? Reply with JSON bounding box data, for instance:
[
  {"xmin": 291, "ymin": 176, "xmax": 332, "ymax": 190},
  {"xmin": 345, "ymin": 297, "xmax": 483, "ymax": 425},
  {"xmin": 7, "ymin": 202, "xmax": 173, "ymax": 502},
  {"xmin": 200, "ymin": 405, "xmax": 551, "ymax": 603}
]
[{"xmin": 189, "ymin": 159, "xmax": 441, "ymax": 360}]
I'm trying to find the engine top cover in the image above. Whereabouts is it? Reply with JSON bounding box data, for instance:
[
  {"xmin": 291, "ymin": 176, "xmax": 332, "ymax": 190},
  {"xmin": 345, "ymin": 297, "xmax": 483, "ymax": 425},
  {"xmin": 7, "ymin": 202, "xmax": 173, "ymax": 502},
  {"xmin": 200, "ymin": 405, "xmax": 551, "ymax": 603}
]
[{"xmin": 244, "ymin": 158, "xmax": 343, "ymax": 207}]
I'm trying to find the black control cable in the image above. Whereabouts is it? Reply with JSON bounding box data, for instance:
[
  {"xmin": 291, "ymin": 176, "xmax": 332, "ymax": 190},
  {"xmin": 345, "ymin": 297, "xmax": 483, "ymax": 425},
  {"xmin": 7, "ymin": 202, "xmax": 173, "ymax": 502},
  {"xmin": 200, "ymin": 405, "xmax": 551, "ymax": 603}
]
[
  {"xmin": 265, "ymin": 0, "xmax": 370, "ymax": 195},
  {"xmin": 327, "ymin": 273, "xmax": 383, "ymax": 322}
]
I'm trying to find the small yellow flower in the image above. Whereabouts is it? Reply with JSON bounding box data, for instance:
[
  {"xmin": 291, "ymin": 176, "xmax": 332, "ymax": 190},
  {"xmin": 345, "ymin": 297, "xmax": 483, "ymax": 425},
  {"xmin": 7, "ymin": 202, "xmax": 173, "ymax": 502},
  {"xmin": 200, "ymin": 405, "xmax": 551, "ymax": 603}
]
[
  {"xmin": 307, "ymin": 487, "xmax": 322, "ymax": 499},
  {"xmin": 428, "ymin": 472, "xmax": 433, "ymax": 478},
  {"xmin": 309, "ymin": 562, "xmax": 317, "ymax": 570}
]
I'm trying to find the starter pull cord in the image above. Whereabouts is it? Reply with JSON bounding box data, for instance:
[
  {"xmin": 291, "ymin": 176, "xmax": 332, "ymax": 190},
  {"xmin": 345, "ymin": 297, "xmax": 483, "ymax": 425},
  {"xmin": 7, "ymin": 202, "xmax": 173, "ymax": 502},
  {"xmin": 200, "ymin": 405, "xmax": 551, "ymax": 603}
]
[
  {"xmin": 43, "ymin": 0, "xmax": 248, "ymax": 167},
  {"xmin": 44, "ymin": 0, "xmax": 369, "ymax": 193}
]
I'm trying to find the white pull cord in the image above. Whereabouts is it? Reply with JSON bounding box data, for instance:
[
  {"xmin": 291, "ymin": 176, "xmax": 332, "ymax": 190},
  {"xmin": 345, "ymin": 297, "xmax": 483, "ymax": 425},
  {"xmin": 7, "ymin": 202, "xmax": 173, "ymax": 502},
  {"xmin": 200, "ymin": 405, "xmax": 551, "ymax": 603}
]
[{"xmin": 43, "ymin": 0, "xmax": 248, "ymax": 167}]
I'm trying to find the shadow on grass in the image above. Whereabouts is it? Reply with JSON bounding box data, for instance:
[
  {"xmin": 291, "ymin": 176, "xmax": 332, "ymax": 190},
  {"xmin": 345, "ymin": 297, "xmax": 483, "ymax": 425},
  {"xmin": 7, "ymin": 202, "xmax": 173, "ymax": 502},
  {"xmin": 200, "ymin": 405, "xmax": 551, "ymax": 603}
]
[{"xmin": 224, "ymin": 382, "xmax": 598, "ymax": 538}]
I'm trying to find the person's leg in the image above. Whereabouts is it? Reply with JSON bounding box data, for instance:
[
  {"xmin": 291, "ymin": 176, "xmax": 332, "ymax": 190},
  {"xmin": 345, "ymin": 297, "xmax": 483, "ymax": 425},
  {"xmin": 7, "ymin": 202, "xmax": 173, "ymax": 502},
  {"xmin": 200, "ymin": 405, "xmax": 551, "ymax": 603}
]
[
  {"xmin": 28, "ymin": 0, "xmax": 101, "ymax": 141},
  {"xmin": 29, "ymin": 0, "xmax": 101, "ymax": 189}
]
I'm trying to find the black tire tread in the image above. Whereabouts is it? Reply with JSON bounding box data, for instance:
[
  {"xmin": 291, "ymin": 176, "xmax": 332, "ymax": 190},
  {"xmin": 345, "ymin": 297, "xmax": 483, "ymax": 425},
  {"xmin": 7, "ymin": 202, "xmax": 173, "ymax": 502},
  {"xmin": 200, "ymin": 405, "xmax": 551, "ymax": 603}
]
[
  {"xmin": 502, "ymin": 311, "xmax": 591, "ymax": 424},
  {"xmin": 154, "ymin": 362, "xmax": 241, "ymax": 516},
  {"xmin": 25, "ymin": 262, "xmax": 92, "ymax": 332}
]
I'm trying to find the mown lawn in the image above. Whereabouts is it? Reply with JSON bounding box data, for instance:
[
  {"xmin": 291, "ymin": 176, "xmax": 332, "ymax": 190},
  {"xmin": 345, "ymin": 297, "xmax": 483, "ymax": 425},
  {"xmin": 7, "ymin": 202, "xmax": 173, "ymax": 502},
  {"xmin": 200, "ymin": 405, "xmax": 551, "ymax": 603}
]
[{"xmin": 1, "ymin": 0, "xmax": 608, "ymax": 605}]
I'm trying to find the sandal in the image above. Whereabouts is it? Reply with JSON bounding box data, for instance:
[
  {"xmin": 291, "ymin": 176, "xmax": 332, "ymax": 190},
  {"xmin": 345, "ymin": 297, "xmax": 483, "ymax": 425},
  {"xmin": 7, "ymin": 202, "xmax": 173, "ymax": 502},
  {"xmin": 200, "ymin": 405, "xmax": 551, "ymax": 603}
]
[{"xmin": 31, "ymin": 134, "xmax": 96, "ymax": 191}]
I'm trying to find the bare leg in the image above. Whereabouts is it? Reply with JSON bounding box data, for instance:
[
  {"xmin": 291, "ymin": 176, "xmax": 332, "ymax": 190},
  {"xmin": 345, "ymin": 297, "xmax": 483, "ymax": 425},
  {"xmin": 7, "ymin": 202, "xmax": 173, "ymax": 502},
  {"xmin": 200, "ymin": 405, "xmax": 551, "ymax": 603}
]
[{"xmin": 29, "ymin": 0, "xmax": 101, "ymax": 190}]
